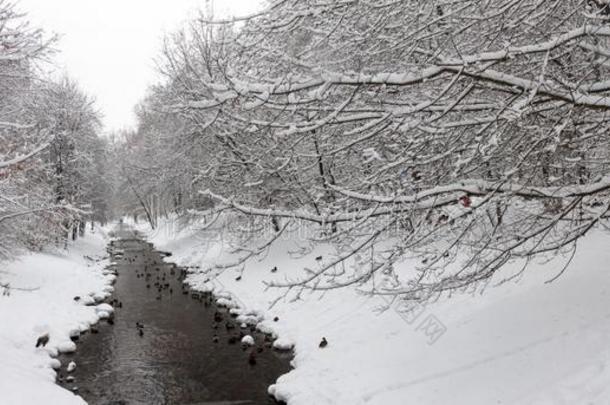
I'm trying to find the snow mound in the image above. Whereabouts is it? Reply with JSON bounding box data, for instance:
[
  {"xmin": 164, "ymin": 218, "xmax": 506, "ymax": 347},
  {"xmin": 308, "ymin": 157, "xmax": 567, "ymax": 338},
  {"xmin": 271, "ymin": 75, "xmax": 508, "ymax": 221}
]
[
  {"xmin": 95, "ymin": 303, "xmax": 113, "ymax": 314},
  {"xmin": 241, "ymin": 335, "xmax": 255, "ymax": 346},
  {"xmin": 272, "ymin": 338, "xmax": 294, "ymax": 351},
  {"xmin": 216, "ymin": 297, "xmax": 238, "ymax": 308},
  {"xmin": 57, "ymin": 340, "xmax": 76, "ymax": 354}
]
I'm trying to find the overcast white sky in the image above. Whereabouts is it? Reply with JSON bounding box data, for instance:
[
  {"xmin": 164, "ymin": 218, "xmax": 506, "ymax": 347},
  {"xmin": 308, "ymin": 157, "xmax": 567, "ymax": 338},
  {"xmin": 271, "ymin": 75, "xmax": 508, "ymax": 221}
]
[{"xmin": 18, "ymin": 0, "xmax": 262, "ymax": 133}]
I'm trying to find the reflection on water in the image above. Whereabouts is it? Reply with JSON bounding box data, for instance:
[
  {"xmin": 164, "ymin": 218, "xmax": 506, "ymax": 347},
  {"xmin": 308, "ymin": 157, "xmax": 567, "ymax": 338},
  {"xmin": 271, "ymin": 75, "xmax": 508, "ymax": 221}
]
[{"xmin": 57, "ymin": 226, "xmax": 292, "ymax": 405}]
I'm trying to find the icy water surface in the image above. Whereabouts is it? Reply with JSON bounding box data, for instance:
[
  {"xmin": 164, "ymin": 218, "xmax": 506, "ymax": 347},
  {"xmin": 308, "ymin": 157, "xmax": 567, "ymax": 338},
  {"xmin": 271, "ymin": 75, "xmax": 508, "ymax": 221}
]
[{"xmin": 57, "ymin": 225, "xmax": 292, "ymax": 405}]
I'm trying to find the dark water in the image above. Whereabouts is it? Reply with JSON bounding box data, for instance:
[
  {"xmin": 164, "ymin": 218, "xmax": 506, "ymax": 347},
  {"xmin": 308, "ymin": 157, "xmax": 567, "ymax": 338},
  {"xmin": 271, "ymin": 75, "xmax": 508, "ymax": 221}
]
[{"xmin": 57, "ymin": 226, "xmax": 292, "ymax": 405}]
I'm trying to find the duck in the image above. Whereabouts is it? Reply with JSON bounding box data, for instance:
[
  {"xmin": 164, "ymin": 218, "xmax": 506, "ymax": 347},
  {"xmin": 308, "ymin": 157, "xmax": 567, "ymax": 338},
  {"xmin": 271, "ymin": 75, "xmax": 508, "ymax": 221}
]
[
  {"xmin": 35, "ymin": 333, "xmax": 50, "ymax": 348},
  {"xmin": 319, "ymin": 337, "xmax": 328, "ymax": 348},
  {"xmin": 248, "ymin": 350, "xmax": 257, "ymax": 365}
]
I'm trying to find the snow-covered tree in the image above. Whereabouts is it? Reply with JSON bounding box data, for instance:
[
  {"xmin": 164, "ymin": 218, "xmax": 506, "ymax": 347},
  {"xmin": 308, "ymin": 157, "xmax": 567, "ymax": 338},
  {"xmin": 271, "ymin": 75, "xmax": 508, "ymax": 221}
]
[
  {"xmin": 0, "ymin": 0, "xmax": 56, "ymax": 257},
  {"xmin": 128, "ymin": 0, "xmax": 610, "ymax": 301},
  {"xmin": 30, "ymin": 78, "xmax": 110, "ymax": 239},
  {"xmin": 0, "ymin": 2, "xmax": 109, "ymax": 258}
]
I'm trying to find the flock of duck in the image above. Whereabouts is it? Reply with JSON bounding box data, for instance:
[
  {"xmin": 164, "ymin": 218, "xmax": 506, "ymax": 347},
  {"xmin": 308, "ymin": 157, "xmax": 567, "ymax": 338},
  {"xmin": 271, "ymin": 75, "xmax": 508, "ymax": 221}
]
[
  {"xmin": 114, "ymin": 240, "xmax": 330, "ymax": 362},
  {"xmin": 113, "ymin": 241, "xmax": 283, "ymax": 366},
  {"xmin": 46, "ymin": 235, "xmax": 329, "ymax": 396}
]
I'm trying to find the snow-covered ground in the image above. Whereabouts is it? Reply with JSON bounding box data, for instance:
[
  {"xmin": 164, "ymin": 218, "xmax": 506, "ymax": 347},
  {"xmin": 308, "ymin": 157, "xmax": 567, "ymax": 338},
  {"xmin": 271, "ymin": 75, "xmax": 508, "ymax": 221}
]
[
  {"xmin": 0, "ymin": 226, "xmax": 114, "ymax": 405},
  {"xmin": 137, "ymin": 216, "xmax": 610, "ymax": 405}
]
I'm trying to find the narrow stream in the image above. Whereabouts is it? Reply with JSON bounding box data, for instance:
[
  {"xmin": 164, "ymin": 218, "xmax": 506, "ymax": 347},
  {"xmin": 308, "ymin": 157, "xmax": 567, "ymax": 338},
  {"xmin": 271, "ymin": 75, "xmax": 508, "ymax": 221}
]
[{"xmin": 57, "ymin": 225, "xmax": 292, "ymax": 405}]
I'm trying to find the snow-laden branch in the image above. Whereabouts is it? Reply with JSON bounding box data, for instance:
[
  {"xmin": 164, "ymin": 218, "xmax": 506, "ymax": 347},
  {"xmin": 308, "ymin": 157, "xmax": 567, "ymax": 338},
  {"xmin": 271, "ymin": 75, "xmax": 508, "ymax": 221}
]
[
  {"xmin": 202, "ymin": 189, "xmax": 412, "ymax": 224},
  {"xmin": 198, "ymin": 0, "xmax": 290, "ymax": 25},
  {"xmin": 0, "ymin": 204, "xmax": 85, "ymax": 224},
  {"xmin": 181, "ymin": 25, "xmax": 610, "ymax": 111},
  {"xmin": 0, "ymin": 121, "xmax": 35, "ymax": 129},
  {"xmin": 455, "ymin": 67, "xmax": 610, "ymax": 108},
  {"xmin": 439, "ymin": 25, "xmax": 610, "ymax": 65},
  {"xmin": 329, "ymin": 175, "xmax": 610, "ymax": 203},
  {"xmin": 0, "ymin": 143, "xmax": 49, "ymax": 169},
  {"xmin": 202, "ymin": 173, "xmax": 610, "ymax": 226}
]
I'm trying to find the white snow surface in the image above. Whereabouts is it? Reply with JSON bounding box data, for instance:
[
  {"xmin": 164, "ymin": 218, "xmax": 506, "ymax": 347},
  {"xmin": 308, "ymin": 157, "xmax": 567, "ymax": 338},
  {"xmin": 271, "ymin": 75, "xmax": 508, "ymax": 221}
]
[
  {"xmin": 0, "ymin": 226, "xmax": 112, "ymax": 405},
  {"xmin": 136, "ymin": 216, "xmax": 610, "ymax": 405}
]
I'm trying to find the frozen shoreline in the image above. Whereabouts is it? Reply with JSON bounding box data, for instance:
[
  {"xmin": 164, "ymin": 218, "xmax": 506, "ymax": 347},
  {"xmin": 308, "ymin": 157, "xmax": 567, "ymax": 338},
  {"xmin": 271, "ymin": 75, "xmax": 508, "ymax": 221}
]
[
  {"xmin": 0, "ymin": 226, "xmax": 115, "ymax": 405},
  {"xmin": 137, "ymin": 216, "xmax": 610, "ymax": 405}
]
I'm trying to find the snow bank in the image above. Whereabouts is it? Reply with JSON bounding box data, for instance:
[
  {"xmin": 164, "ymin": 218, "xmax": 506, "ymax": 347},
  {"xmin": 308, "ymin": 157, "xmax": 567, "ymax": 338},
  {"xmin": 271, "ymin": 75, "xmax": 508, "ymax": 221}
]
[
  {"xmin": 0, "ymin": 226, "xmax": 113, "ymax": 405},
  {"xmin": 138, "ymin": 216, "xmax": 610, "ymax": 405}
]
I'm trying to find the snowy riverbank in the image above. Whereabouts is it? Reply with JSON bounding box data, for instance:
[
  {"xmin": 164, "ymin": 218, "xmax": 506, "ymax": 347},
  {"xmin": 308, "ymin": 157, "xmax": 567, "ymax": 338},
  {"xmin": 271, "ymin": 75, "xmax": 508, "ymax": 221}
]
[
  {"xmin": 137, "ymin": 216, "xmax": 610, "ymax": 405},
  {"xmin": 0, "ymin": 226, "xmax": 114, "ymax": 405}
]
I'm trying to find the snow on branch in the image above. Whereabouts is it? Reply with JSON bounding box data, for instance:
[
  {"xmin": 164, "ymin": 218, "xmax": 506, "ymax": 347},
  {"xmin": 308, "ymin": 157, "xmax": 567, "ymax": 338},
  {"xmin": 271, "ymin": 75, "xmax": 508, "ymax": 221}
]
[
  {"xmin": 329, "ymin": 176, "xmax": 610, "ymax": 203},
  {"xmin": 0, "ymin": 143, "xmax": 48, "ymax": 169}
]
